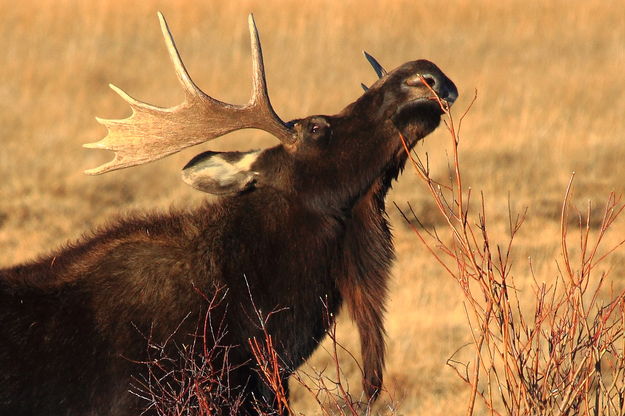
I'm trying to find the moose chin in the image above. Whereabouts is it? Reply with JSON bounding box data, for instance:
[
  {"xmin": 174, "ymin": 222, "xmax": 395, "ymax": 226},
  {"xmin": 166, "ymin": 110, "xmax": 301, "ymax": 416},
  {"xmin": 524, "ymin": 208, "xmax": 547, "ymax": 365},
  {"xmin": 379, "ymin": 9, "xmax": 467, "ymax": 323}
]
[{"xmin": 0, "ymin": 12, "xmax": 457, "ymax": 416}]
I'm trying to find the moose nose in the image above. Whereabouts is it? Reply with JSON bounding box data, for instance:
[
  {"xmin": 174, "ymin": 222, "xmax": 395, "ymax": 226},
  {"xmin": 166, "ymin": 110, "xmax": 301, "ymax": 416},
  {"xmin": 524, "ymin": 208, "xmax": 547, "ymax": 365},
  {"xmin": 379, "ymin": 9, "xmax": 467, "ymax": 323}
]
[{"xmin": 406, "ymin": 72, "xmax": 458, "ymax": 105}]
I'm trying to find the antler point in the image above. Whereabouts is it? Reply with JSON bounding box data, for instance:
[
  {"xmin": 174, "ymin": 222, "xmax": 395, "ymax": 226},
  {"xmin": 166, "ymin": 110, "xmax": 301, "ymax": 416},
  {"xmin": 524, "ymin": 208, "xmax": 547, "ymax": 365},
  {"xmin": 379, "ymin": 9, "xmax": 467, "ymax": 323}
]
[
  {"xmin": 84, "ymin": 165, "xmax": 109, "ymax": 176},
  {"xmin": 247, "ymin": 14, "xmax": 259, "ymax": 41},
  {"xmin": 107, "ymin": 84, "xmax": 143, "ymax": 108},
  {"xmin": 83, "ymin": 142, "xmax": 101, "ymax": 149},
  {"xmin": 157, "ymin": 11, "xmax": 167, "ymax": 27},
  {"xmin": 108, "ymin": 84, "xmax": 127, "ymax": 98},
  {"xmin": 363, "ymin": 51, "xmax": 388, "ymax": 78}
]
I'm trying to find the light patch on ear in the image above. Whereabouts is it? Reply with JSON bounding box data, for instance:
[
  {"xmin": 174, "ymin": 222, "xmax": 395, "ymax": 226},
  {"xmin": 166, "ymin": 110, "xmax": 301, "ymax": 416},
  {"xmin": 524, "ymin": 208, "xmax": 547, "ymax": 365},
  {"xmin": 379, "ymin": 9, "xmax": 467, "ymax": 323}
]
[{"xmin": 182, "ymin": 150, "xmax": 262, "ymax": 195}]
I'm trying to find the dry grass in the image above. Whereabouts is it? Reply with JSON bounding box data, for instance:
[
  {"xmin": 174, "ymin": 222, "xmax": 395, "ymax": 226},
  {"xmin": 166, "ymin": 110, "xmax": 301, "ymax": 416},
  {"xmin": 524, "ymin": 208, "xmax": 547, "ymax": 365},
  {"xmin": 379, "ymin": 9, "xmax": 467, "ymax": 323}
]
[{"xmin": 1, "ymin": 0, "xmax": 625, "ymax": 414}]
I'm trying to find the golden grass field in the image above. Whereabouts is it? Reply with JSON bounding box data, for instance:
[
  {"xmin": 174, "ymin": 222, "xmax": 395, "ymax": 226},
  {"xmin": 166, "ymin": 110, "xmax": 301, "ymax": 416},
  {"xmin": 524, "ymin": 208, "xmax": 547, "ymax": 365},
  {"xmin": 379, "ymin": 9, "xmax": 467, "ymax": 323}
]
[{"xmin": 1, "ymin": 0, "xmax": 625, "ymax": 414}]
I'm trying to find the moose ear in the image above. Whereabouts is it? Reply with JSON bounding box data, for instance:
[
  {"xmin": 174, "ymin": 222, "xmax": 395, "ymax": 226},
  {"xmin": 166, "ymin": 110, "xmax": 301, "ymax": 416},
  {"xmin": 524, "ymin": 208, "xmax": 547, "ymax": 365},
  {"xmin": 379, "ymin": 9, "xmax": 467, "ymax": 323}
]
[{"xmin": 181, "ymin": 150, "xmax": 262, "ymax": 195}]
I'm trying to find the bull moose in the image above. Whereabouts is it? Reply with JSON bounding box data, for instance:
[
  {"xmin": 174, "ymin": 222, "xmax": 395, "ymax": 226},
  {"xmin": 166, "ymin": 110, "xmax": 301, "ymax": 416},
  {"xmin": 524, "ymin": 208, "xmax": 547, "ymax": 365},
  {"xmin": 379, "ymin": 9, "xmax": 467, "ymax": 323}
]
[{"xmin": 0, "ymin": 12, "xmax": 457, "ymax": 415}]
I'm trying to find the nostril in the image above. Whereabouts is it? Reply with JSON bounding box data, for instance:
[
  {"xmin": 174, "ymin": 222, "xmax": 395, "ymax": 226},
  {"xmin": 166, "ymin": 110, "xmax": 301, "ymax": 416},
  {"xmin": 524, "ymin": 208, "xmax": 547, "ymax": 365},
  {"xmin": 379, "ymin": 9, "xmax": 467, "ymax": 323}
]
[
  {"xmin": 406, "ymin": 70, "xmax": 458, "ymax": 105},
  {"xmin": 421, "ymin": 75, "xmax": 436, "ymax": 88},
  {"xmin": 405, "ymin": 74, "xmax": 438, "ymax": 88}
]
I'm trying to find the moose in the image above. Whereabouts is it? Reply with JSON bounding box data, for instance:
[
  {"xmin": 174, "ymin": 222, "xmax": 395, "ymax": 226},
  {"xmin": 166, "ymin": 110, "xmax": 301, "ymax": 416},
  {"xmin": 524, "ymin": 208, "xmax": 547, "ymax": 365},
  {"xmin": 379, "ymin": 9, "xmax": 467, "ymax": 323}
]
[{"xmin": 0, "ymin": 12, "xmax": 457, "ymax": 416}]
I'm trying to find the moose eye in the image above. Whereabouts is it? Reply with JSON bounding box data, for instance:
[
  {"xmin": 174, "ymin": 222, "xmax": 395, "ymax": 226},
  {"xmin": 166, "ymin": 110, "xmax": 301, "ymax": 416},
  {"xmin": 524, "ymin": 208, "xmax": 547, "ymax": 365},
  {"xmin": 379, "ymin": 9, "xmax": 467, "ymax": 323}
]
[{"xmin": 303, "ymin": 118, "xmax": 331, "ymax": 144}]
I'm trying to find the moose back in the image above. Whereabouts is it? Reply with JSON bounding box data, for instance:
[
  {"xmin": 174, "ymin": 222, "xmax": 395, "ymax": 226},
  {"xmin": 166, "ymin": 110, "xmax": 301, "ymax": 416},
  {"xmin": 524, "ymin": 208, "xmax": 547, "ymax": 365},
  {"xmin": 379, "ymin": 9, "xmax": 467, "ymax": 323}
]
[{"xmin": 0, "ymin": 13, "xmax": 457, "ymax": 416}]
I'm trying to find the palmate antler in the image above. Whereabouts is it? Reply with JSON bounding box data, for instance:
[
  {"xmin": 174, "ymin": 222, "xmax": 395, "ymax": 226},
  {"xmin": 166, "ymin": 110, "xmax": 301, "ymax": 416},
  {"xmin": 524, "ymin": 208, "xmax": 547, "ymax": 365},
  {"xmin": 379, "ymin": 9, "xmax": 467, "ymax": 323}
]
[{"xmin": 85, "ymin": 12, "xmax": 294, "ymax": 175}]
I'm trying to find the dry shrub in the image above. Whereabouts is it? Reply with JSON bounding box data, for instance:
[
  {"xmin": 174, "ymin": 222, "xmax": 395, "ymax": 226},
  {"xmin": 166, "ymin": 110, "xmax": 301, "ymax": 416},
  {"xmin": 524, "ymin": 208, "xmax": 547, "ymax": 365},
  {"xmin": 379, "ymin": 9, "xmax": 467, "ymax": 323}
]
[
  {"xmin": 129, "ymin": 285, "xmax": 250, "ymax": 415},
  {"xmin": 134, "ymin": 286, "xmax": 391, "ymax": 415},
  {"xmin": 399, "ymin": 84, "xmax": 625, "ymax": 415},
  {"xmin": 251, "ymin": 300, "xmax": 388, "ymax": 416}
]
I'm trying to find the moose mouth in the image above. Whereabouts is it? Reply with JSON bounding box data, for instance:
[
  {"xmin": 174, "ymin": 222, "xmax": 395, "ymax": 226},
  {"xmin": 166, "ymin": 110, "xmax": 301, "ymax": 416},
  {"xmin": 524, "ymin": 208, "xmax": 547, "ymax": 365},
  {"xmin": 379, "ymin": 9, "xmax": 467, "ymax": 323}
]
[
  {"xmin": 400, "ymin": 96, "xmax": 447, "ymax": 115},
  {"xmin": 392, "ymin": 98, "xmax": 445, "ymax": 144}
]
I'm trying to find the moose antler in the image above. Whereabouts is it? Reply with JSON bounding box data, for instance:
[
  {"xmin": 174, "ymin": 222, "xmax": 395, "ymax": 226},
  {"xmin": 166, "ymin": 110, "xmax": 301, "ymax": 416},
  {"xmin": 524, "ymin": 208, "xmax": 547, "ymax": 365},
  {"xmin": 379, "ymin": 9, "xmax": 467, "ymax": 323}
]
[
  {"xmin": 363, "ymin": 51, "xmax": 387, "ymax": 78},
  {"xmin": 84, "ymin": 12, "xmax": 294, "ymax": 175},
  {"xmin": 360, "ymin": 51, "xmax": 387, "ymax": 91}
]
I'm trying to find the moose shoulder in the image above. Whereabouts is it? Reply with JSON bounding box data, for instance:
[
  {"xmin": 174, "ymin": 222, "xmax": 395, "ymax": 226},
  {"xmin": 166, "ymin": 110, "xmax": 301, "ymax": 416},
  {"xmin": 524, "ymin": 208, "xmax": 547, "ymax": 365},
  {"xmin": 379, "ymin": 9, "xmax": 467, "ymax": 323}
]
[{"xmin": 0, "ymin": 13, "xmax": 457, "ymax": 416}]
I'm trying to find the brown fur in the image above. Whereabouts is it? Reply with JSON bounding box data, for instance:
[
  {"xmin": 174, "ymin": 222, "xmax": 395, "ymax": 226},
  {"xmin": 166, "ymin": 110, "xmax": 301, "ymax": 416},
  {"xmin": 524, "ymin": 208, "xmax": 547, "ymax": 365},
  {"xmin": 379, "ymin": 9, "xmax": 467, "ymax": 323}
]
[{"xmin": 0, "ymin": 59, "xmax": 457, "ymax": 415}]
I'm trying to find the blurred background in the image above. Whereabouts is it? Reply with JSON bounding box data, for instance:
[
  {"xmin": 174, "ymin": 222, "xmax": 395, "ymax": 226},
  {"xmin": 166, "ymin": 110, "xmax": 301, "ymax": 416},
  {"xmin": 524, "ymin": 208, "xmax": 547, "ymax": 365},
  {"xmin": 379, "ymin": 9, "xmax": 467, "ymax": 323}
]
[{"xmin": 1, "ymin": 0, "xmax": 624, "ymax": 414}]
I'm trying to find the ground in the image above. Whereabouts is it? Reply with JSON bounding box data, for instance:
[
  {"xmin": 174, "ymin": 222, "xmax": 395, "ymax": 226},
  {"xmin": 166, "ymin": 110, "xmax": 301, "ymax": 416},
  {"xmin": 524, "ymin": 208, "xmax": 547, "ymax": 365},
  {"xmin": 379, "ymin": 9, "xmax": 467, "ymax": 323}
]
[{"xmin": 1, "ymin": 0, "xmax": 625, "ymax": 414}]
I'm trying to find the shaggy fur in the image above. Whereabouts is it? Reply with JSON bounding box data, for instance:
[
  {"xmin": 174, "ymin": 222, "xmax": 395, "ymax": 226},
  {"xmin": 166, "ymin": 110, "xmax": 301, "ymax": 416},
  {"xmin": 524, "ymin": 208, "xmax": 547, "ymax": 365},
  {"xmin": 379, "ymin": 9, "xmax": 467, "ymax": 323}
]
[{"xmin": 0, "ymin": 59, "xmax": 457, "ymax": 415}]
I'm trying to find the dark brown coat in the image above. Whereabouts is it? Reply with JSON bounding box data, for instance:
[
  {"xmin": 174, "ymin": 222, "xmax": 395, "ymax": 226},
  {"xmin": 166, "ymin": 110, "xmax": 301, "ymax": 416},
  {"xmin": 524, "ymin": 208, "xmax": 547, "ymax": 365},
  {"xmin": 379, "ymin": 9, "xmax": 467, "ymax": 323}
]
[{"xmin": 0, "ymin": 59, "xmax": 457, "ymax": 415}]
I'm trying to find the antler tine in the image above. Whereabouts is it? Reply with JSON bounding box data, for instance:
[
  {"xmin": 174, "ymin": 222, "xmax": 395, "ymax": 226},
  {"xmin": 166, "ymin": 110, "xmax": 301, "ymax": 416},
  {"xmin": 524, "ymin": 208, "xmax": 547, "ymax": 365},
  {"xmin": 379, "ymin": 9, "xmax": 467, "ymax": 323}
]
[
  {"xmin": 246, "ymin": 14, "xmax": 294, "ymax": 144},
  {"xmin": 248, "ymin": 14, "xmax": 268, "ymax": 107},
  {"xmin": 84, "ymin": 12, "xmax": 294, "ymax": 176},
  {"xmin": 363, "ymin": 51, "xmax": 387, "ymax": 78},
  {"xmin": 157, "ymin": 12, "xmax": 206, "ymax": 100}
]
